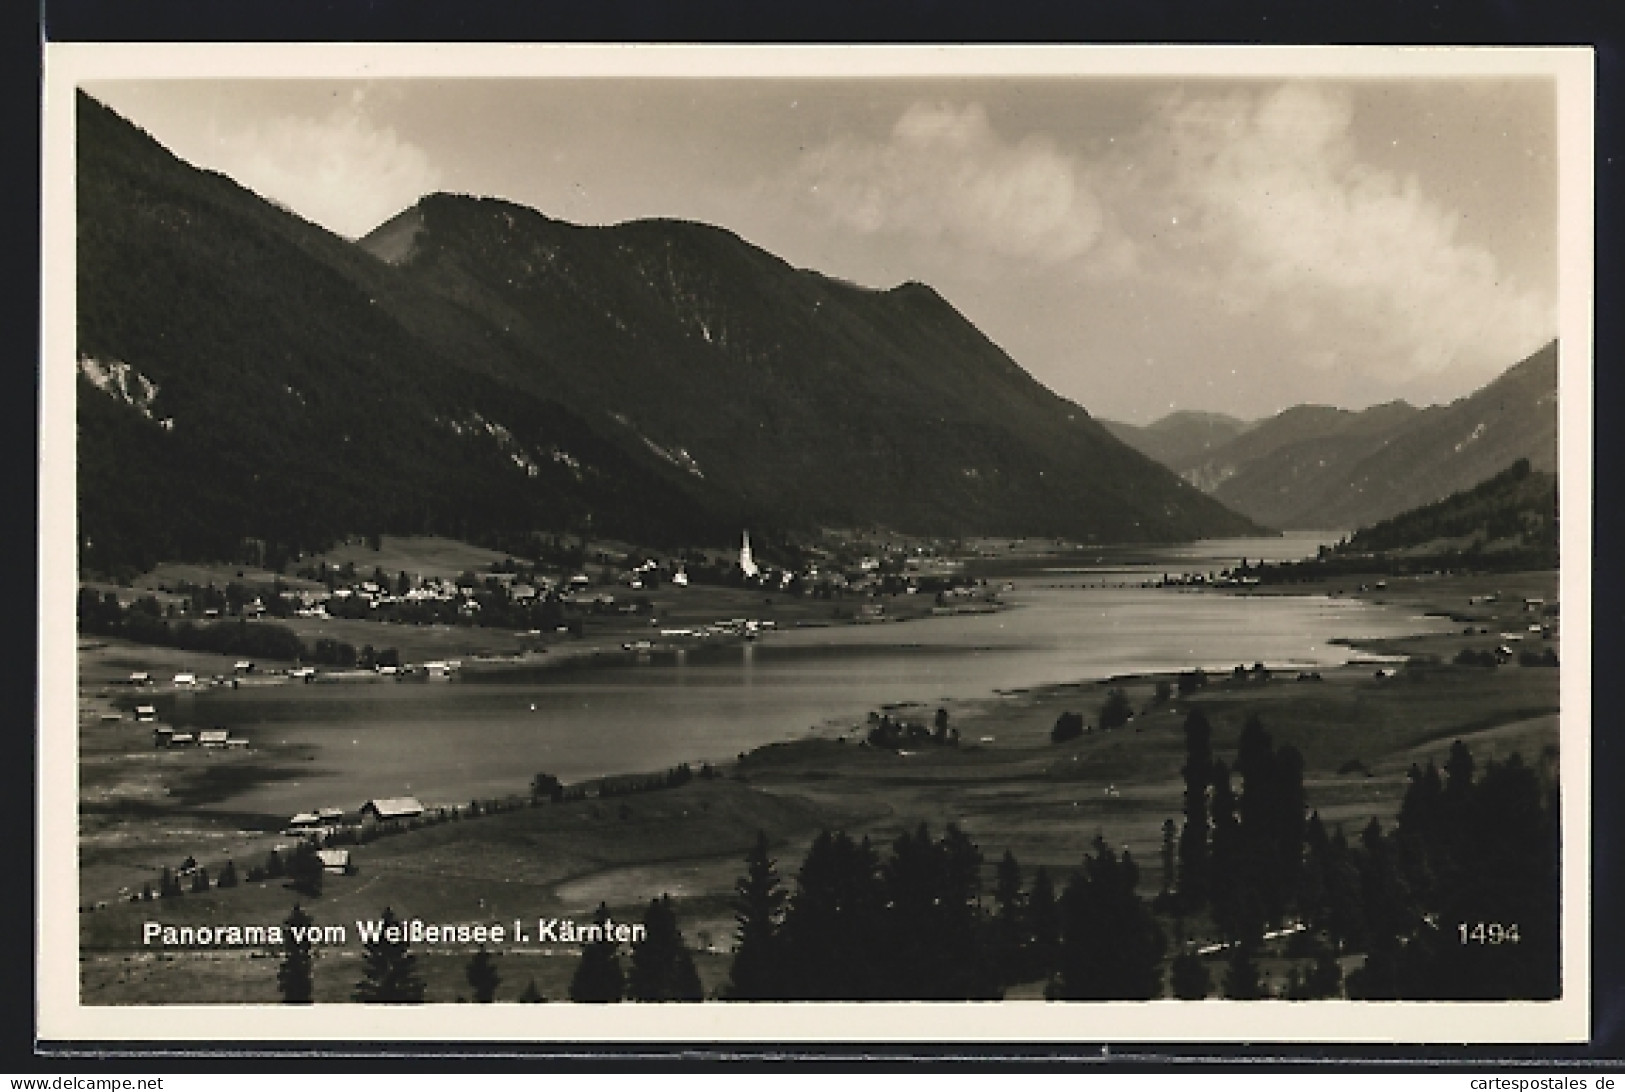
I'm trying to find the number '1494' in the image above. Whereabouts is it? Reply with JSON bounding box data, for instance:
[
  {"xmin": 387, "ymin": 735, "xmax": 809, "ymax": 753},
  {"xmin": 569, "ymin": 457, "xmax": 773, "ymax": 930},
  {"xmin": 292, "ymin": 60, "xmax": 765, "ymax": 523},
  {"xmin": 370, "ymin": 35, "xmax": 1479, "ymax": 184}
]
[{"xmin": 1458, "ymin": 922, "xmax": 1520, "ymax": 944}]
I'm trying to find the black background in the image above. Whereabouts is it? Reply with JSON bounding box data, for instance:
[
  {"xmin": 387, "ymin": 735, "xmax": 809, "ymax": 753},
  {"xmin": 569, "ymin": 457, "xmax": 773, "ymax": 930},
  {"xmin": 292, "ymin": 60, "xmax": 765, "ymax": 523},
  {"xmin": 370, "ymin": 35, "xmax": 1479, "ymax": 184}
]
[{"xmin": 14, "ymin": 0, "xmax": 1625, "ymax": 1073}]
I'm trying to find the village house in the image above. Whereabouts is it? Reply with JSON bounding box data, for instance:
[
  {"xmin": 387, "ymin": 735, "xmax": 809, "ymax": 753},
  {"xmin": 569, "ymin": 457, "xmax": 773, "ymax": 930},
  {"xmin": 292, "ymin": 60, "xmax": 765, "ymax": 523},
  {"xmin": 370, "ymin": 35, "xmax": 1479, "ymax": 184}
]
[
  {"xmin": 197, "ymin": 729, "xmax": 230, "ymax": 748},
  {"xmin": 360, "ymin": 797, "xmax": 426, "ymax": 826},
  {"xmin": 282, "ymin": 812, "xmax": 326, "ymax": 838},
  {"xmin": 135, "ymin": 705, "xmax": 157, "ymax": 722},
  {"xmin": 315, "ymin": 848, "xmax": 351, "ymax": 875}
]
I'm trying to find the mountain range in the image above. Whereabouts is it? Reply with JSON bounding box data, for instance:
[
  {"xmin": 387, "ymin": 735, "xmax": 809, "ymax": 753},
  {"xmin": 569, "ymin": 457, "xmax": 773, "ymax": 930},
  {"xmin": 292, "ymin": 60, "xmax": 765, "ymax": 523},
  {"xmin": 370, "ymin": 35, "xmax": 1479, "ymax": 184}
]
[
  {"xmin": 75, "ymin": 91, "xmax": 1258, "ymax": 573},
  {"xmin": 1102, "ymin": 340, "xmax": 1558, "ymax": 532}
]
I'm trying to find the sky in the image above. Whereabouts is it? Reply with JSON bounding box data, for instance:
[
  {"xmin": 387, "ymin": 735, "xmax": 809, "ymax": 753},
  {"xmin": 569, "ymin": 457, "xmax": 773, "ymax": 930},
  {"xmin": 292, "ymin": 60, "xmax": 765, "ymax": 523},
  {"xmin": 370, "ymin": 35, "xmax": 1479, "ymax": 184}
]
[{"xmin": 83, "ymin": 75, "xmax": 1560, "ymax": 424}]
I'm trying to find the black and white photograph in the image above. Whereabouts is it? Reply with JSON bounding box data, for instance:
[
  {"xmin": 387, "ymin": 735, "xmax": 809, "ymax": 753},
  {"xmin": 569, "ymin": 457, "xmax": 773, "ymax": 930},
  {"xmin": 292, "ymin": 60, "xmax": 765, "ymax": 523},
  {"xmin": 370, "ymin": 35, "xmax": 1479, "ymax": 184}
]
[{"xmin": 37, "ymin": 44, "xmax": 1593, "ymax": 1043}]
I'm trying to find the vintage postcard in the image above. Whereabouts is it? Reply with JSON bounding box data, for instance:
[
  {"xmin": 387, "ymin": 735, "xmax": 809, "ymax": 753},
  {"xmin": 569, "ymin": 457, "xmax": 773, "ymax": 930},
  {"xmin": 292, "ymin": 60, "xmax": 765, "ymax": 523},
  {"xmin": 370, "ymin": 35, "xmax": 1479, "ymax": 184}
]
[{"xmin": 38, "ymin": 43, "xmax": 1594, "ymax": 1044}]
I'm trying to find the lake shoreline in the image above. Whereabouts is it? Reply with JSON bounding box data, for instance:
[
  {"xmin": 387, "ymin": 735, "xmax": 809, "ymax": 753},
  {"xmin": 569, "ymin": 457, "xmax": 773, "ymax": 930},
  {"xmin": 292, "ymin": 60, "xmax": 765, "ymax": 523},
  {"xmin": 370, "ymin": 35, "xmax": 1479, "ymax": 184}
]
[{"xmin": 78, "ymin": 562, "xmax": 1562, "ymax": 1003}]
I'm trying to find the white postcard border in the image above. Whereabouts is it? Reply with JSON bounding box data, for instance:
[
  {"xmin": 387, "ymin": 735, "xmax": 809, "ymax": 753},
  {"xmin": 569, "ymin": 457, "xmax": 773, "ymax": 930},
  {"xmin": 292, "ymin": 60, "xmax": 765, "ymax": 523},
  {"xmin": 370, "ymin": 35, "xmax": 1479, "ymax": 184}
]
[{"xmin": 38, "ymin": 41, "xmax": 1596, "ymax": 1045}]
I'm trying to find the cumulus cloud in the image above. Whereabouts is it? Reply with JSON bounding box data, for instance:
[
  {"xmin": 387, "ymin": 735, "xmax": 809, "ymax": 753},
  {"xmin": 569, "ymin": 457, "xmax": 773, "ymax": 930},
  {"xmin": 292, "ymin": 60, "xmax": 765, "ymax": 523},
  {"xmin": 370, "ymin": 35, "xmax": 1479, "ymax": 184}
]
[
  {"xmin": 793, "ymin": 88, "xmax": 1552, "ymax": 403},
  {"xmin": 797, "ymin": 102, "xmax": 1104, "ymax": 265},
  {"xmin": 209, "ymin": 90, "xmax": 441, "ymax": 239},
  {"xmin": 1107, "ymin": 84, "xmax": 1554, "ymax": 382}
]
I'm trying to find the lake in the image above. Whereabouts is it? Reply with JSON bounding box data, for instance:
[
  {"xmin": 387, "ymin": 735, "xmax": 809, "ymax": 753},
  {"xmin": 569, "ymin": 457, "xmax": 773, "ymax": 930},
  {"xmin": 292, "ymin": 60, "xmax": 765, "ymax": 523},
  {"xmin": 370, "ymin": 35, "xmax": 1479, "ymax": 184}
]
[{"xmin": 157, "ymin": 535, "xmax": 1447, "ymax": 816}]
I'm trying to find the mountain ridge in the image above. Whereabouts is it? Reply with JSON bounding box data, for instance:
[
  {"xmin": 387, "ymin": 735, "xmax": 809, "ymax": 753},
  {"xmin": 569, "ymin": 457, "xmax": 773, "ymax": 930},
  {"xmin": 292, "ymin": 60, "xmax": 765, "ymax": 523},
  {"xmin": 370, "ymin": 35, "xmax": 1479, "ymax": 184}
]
[
  {"xmin": 1102, "ymin": 344, "xmax": 1556, "ymax": 531},
  {"xmin": 75, "ymin": 92, "xmax": 1260, "ymax": 572}
]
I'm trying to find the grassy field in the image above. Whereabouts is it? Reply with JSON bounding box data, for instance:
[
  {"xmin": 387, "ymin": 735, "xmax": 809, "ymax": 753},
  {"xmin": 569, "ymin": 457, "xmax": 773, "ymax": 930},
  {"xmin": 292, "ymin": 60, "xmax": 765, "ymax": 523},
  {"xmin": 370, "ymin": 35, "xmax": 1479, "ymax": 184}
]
[{"xmin": 75, "ymin": 566, "xmax": 1563, "ymax": 1004}]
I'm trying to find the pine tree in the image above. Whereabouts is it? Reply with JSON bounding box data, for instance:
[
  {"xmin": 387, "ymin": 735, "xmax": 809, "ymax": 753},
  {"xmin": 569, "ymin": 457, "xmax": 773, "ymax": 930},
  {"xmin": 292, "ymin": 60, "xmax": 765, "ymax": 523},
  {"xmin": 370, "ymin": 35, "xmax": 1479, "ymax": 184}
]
[
  {"xmin": 1208, "ymin": 759, "xmax": 1243, "ymax": 937},
  {"xmin": 725, "ymin": 831, "xmax": 786, "ymax": 1000},
  {"xmin": 1170, "ymin": 946, "xmax": 1211, "ymax": 1000},
  {"xmin": 1159, "ymin": 819, "xmax": 1178, "ymax": 899},
  {"xmin": 1221, "ymin": 940, "xmax": 1264, "ymax": 1000},
  {"xmin": 277, "ymin": 904, "xmax": 316, "ymax": 1004},
  {"xmin": 466, "ymin": 944, "xmax": 501, "ymax": 1003},
  {"xmin": 1233, "ymin": 716, "xmax": 1282, "ymax": 924},
  {"xmin": 518, "ymin": 978, "xmax": 544, "ymax": 1003},
  {"xmin": 288, "ymin": 842, "xmax": 324, "ymax": 898},
  {"xmin": 1305, "ymin": 941, "xmax": 1344, "ymax": 999},
  {"xmin": 569, "ymin": 902, "xmax": 625, "ymax": 1002},
  {"xmin": 217, "ymin": 859, "xmax": 238, "ymax": 889},
  {"xmin": 1049, "ymin": 838, "xmax": 1166, "ymax": 1000},
  {"xmin": 1271, "ymin": 743, "xmax": 1308, "ymax": 912},
  {"xmin": 992, "ymin": 849, "xmax": 1027, "ymax": 984},
  {"xmin": 777, "ymin": 831, "xmax": 885, "ymax": 999},
  {"xmin": 627, "ymin": 895, "xmax": 704, "ymax": 1001},
  {"xmin": 874, "ymin": 823, "xmax": 997, "ymax": 999},
  {"xmin": 1444, "ymin": 739, "xmax": 1476, "ymax": 798},
  {"xmin": 1025, "ymin": 866, "xmax": 1061, "ymax": 983},
  {"xmin": 353, "ymin": 906, "xmax": 426, "ymax": 1003},
  {"xmin": 1178, "ymin": 708, "xmax": 1215, "ymax": 907}
]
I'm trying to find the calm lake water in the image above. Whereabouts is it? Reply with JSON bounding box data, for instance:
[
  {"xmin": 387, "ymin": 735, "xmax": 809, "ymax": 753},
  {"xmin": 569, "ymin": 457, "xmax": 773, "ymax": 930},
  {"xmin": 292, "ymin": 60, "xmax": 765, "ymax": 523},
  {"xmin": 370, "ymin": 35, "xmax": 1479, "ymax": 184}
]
[{"xmin": 160, "ymin": 534, "xmax": 1447, "ymax": 816}]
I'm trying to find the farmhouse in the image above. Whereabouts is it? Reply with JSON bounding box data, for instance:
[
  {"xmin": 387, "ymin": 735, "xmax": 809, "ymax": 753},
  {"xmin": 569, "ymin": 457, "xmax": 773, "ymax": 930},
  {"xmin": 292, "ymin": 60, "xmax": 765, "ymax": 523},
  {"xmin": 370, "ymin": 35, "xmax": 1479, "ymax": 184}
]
[
  {"xmin": 315, "ymin": 849, "xmax": 351, "ymax": 875},
  {"xmin": 282, "ymin": 811, "xmax": 327, "ymax": 838},
  {"xmin": 360, "ymin": 797, "xmax": 425, "ymax": 825}
]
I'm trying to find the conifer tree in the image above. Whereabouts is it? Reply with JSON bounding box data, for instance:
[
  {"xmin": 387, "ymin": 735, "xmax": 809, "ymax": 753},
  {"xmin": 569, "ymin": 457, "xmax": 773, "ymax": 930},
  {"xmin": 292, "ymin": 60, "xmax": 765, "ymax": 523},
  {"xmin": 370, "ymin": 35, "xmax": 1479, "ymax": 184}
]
[
  {"xmin": 288, "ymin": 842, "xmax": 324, "ymax": 898},
  {"xmin": 1049, "ymin": 838, "xmax": 1166, "ymax": 1000},
  {"xmin": 353, "ymin": 906, "xmax": 426, "ymax": 1003},
  {"xmin": 776, "ymin": 831, "xmax": 885, "ymax": 999},
  {"xmin": 1025, "ymin": 865, "xmax": 1062, "ymax": 984},
  {"xmin": 466, "ymin": 944, "xmax": 501, "ymax": 1003},
  {"xmin": 569, "ymin": 902, "xmax": 625, "ymax": 1003},
  {"xmin": 1159, "ymin": 819, "xmax": 1178, "ymax": 899},
  {"xmin": 1169, "ymin": 946, "xmax": 1211, "ymax": 1000},
  {"xmin": 1178, "ymin": 708, "xmax": 1215, "ymax": 907},
  {"xmin": 1221, "ymin": 939, "xmax": 1264, "ymax": 1000},
  {"xmin": 875, "ymin": 823, "xmax": 998, "ymax": 999},
  {"xmin": 725, "ymin": 831, "xmax": 786, "ymax": 1000},
  {"xmin": 1305, "ymin": 940, "xmax": 1344, "ymax": 999},
  {"xmin": 1271, "ymin": 743, "xmax": 1308, "ymax": 909},
  {"xmin": 1444, "ymin": 739, "xmax": 1476, "ymax": 798},
  {"xmin": 992, "ymin": 849, "xmax": 1027, "ymax": 983},
  {"xmin": 1208, "ymin": 759, "xmax": 1243, "ymax": 936},
  {"xmin": 277, "ymin": 904, "xmax": 316, "ymax": 1004},
  {"xmin": 518, "ymin": 978, "xmax": 544, "ymax": 1003},
  {"xmin": 627, "ymin": 895, "xmax": 703, "ymax": 1001}
]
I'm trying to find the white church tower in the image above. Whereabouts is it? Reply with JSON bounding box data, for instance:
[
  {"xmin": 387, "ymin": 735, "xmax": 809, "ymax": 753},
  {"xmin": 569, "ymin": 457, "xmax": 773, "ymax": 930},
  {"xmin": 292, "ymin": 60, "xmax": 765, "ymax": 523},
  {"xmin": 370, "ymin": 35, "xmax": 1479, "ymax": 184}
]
[{"xmin": 739, "ymin": 530, "xmax": 759, "ymax": 578}]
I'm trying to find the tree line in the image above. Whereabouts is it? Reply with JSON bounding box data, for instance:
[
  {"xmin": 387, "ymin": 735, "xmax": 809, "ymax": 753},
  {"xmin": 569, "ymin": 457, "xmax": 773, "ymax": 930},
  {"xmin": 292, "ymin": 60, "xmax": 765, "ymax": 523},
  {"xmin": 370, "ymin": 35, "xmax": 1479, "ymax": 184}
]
[{"xmin": 265, "ymin": 710, "xmax": 1559, "ymax": 1003}]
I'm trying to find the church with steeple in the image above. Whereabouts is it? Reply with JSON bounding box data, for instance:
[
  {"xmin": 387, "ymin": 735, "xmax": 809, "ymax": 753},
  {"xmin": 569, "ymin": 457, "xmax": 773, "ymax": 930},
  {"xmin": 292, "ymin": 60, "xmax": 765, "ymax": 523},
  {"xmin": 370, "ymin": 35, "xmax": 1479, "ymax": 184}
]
[{"xmin": 739, "ymin": 530, "xmax": 759, "ymax": 578}]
